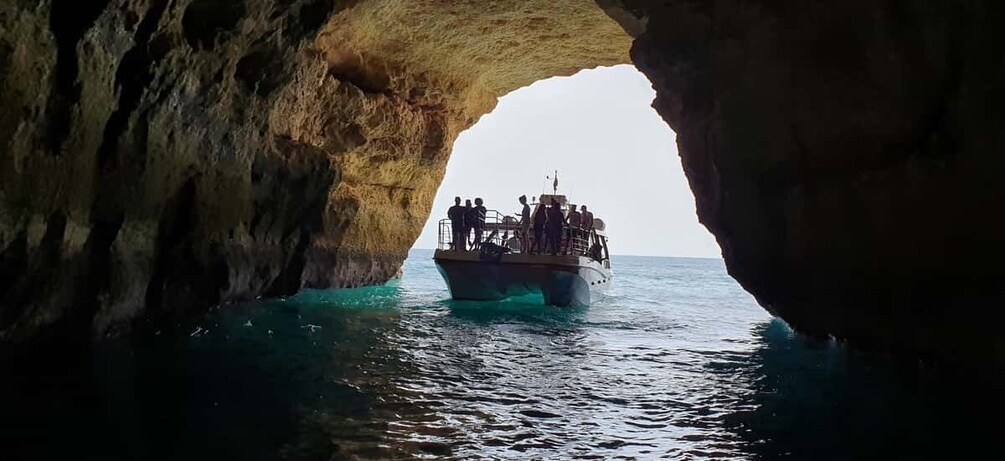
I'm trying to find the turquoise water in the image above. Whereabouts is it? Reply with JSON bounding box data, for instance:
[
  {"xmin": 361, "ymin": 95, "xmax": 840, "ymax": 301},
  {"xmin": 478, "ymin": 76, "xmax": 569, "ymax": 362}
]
[{"xmin": 1, "ymin": 250, "xmax": 998, "ymax": 459}]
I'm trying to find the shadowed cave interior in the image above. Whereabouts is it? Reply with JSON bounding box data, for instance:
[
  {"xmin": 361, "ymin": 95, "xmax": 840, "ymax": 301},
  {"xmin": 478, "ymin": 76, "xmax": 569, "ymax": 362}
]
[
  {"xmin": 2, "ymin": 0, "xmax": 1004, "ymax": 365},
  {"xmin": 3, "ymin": 1, "xmax": 1005, "ymax": 459}
]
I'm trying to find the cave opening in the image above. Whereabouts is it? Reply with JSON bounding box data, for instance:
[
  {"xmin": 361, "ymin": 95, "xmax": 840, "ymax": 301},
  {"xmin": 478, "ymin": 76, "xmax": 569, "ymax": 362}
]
[{"xmin": 412, "ymin": 65, "xmax": 720, "ymax": 259}]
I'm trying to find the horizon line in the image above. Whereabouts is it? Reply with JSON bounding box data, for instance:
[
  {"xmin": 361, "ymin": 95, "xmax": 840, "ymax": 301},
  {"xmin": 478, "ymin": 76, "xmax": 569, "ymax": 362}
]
[{"xmin": 408, "ymin": 247, "xmax": 722, "ymax": 260}]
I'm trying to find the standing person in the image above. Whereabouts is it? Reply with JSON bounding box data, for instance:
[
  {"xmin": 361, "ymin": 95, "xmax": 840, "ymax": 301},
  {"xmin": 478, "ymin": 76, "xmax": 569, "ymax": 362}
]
[
  {"xmin": 545, "ymin": 199, "xmax": 564, "ymax": 255},
  {"xmin": 518, "ymin": 195, "xmax": 531, "ymax": 253},
  {"xmin": 447, "ymin": 197, "xmax": 465, "ymax": 251},
  {"xmin": 461, "ymin": 199, "xmax": 473, "ymax": 250},
  {"xmin": 471, "ymin": 197, "xmax": 487, "ymax": 249},
  {"xmin": 532, "ymin": 202, "xmax": 547, "ymax": 254},
  {"xmin": 564, "ymin": 204, "xmax": 582, "ymax": 255},
  {"xmin": 580, "ymin": 205, "xmax": 594, "ymax": 241}
]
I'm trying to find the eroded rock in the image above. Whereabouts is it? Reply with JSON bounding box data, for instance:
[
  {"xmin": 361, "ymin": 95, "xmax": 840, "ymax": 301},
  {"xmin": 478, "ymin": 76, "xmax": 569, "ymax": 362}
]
[
  {"xmin": 4, "ymin": 0, "xmax": 1002, "ymax": 363},
  {"xmin": 0, "ymin": 0, "xmax": 629, "ymax": 343},
  {"xmin": 607, "ymin": 0, "xmax": 1005, "ymax": 362}
]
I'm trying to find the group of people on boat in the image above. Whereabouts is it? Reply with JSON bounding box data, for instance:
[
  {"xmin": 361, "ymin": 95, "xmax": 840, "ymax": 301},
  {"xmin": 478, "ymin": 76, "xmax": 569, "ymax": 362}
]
[
  {"xmin": 446, "ymin": 195, "xmax": 605, "ymax": 261},
  {"xmin": 447, "ymin": 197, "xmax": 487, "ymax": 252},
  {"xmin": 518, "ymin": 195, "xmax": 597, "ymax": 257}
]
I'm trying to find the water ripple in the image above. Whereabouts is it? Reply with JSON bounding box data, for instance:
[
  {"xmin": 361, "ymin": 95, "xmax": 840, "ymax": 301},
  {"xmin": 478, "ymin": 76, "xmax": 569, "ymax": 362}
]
[
  {"xmin": 3, "ymin": 252, "xmax": 996, "ymax": 460},
  {"xmin": 259, "ymin": 255, "xmax": 774, "ymax": 459}
]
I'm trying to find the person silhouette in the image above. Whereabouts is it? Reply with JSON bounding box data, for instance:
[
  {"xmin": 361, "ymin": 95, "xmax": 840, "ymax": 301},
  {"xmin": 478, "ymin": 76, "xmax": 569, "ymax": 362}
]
[
  {"xmin": 564, "ymin": 204, "xmax": 582, "ymax": 255},
  {"xmin": 447, "ymin": 196, "xmax": 465, "ymax": 251},
  {"xmin": 580, "ymin": 205, "xmax": 594, "ymax": 242},
  {"xmin": 461, "ymin": 199, "xmax": 474, "ymax": 250},
  {"xmin": 471, "ymin": 197, "xmax": 487, "ymax": 249},
  {"xmin": 545, "ymin": 199, "xmax": 564, "ymax": 255},
  {"xmin": 532, "ymin": 201, "xmax": 547, "ymax": 254},
  {"xmin": 518, "ymin": 195, "xmax": 531, "ymax": 253}
]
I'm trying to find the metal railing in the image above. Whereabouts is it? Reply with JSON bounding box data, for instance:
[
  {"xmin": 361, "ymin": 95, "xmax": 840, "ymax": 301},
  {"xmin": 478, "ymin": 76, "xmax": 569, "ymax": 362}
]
[{"xmin": 437, "ymin": 209, "xmax": 603, "ymax": 259}]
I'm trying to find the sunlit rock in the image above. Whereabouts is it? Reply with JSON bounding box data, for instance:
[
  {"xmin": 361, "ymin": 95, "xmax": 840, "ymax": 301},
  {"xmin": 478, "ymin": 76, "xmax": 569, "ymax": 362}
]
[
  {"xmin": 3, "ymin": 0, "xmax": 1002, "ymax": 363},
  {"xmin": 0, "ymin": 0, "xmax": 629, "ymax": 342}
]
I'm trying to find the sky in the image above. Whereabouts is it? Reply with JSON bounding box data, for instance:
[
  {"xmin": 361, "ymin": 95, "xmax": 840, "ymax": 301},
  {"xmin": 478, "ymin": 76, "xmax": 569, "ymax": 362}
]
[{"xmin": 412, "ymin": 65, "xmax": 721, "ymax": 258}]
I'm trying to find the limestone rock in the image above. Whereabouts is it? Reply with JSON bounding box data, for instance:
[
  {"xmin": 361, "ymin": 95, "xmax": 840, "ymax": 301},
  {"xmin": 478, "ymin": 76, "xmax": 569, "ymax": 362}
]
[
  {"xmin": 4, "ymin": 0, "xmax": 1003, "ymax": 364},
  {"xmin": 0, "ymin": 0, "xmax": 629, "ymax": 344}
]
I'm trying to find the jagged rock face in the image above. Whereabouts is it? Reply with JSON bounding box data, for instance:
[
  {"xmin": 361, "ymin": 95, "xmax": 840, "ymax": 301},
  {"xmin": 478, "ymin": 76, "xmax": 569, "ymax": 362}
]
[
  {"xmin": 0, "ymin": 0, "xmax": 629, "ymax": 343},
  {"xmin": 3, "ymin": 0, "xmax": 1002, "ymax": 363},
  {"xmin": 606, "ymin": 0, "xmax": 1005, "ymax": 361},
  {"xmin": 1, "ymin": 0, "xmax": 345, "ymax": 341}
]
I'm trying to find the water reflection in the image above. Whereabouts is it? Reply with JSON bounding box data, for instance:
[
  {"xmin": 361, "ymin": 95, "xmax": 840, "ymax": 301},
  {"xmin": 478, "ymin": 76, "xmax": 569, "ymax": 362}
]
[
  {"xmin": 725, "ymin": 320, "xmax": 1003, "ymax": 460},
  {"xmin": 0, "ymin": 287, "xmax": 412, "ymax": 460},
  {"xmin": 3, "ymin": 254, "xmax": 1001, "ymax": 460}
]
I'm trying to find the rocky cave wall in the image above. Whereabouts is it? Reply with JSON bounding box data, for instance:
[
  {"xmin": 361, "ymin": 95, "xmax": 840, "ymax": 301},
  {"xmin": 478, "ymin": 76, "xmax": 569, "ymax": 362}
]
[
  {"xmin": 0, "ymin": 0, "xmax": 630, "ymax": 344},
  {"xmin": 604, "ymin": 0, "xmax": 1005, "ymax": 362},
  {"xmin": 3, "ymin": 0, "xmax": 1003, "ymax": 362}
]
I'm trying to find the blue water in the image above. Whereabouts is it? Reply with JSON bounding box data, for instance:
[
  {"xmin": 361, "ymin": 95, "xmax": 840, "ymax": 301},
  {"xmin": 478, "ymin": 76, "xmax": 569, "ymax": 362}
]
[{"xmin": 1, "ymin": 250, "xmax": 999, "ymax": 459}]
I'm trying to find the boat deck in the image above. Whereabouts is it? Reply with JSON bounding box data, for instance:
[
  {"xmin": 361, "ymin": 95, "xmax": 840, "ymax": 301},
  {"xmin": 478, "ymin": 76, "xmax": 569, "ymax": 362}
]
[{"xmin": 432, "ymin": 206, "xmax": 613, "ymax": 306}]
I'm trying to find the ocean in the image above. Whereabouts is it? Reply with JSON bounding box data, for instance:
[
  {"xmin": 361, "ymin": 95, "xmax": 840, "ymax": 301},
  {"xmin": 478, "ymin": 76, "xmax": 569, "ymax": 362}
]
[{"xmin": 1, "ymin": 249, "xmax": 998, "ymax": 460}]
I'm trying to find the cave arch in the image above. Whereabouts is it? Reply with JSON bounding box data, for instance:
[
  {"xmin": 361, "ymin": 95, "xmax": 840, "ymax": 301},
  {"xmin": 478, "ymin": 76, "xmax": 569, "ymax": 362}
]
[
  {"xmin": 295, "ymin": 0, "xmax": 636, "ymax": 289},
  {"xmin": 0, "ymin": 0, "xmax": 637, "ymax": 343},
  {"xmin": 2, "ymin": 0, "xmax": 1003, "ymax": 363},
  {"xmin": 412, "ymin": 65, "xmax": 720, "ymax": 259}
]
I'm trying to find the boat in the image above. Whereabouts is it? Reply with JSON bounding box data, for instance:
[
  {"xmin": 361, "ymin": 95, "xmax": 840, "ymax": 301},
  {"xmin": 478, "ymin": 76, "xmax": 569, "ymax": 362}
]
[{"xmin": 433, "ymin": 193, "xmax": 613, "ymax": 307}]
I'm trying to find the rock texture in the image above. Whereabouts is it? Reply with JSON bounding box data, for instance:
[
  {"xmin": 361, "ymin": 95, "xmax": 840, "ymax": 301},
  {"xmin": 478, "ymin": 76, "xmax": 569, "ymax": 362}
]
[
  {"xmin": 603, "ymin": 0, "xmax": 1005, "ymax": 362},
  {"xmin": 0, "ymin": 0, "xmax": 629, "ymax": 344},
  {"xmin": 3, "ymin": 0, "xmax": 1003, "ymax": 363}
]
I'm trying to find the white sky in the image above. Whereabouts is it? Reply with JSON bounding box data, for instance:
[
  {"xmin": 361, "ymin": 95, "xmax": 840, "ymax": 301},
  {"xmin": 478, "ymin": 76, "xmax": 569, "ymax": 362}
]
[{"xmin": 412, "ymin": 65, "xmax": 721, "ymax": 258}]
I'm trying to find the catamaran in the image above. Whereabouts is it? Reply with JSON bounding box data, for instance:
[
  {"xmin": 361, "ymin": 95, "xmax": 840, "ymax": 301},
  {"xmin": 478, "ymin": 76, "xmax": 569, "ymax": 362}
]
[{"xmin": 433, "ymin": 193, "xmax": 612, "ymax": 307}]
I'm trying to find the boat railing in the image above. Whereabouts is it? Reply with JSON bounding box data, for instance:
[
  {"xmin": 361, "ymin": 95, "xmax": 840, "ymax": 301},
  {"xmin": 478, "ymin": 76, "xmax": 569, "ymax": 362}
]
[
  {"xmin": 437, "ymin": 209, "xmax": 604, "ymax": 260},
  {"xmin": 437, "ymin": 210, "xmax": 515, "ymax": 250}
]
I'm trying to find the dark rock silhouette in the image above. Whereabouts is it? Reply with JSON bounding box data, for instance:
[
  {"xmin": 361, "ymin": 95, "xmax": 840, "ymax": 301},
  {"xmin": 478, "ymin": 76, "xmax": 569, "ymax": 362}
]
[
  {"xmin": 2, "ymin": 0, "xmax": 1002, "ymax": 363},
  {"xmin": 605, "ymin": 0, "xmax": 1005, "ymax": 362}
]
